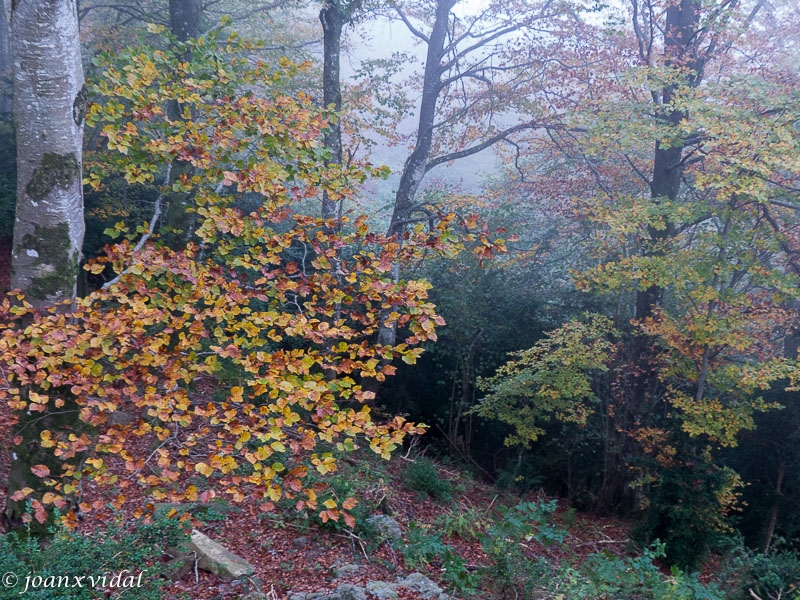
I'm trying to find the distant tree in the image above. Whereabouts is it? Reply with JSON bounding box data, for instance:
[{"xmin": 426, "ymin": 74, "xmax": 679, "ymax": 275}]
[
  {"xmin": 169, "ymin": 0, "xmax": 201, "ymax": 41},
  {"xmin": 319, "ymin": 0, "xmax": 362, "ymax": 225},
  {"xmin": 476, "ymin": 0, "xmax": 800, "ymax": 566},
  {"xmin": 351, "ymin": 0, "xmax": 569, "ymax": 347}
]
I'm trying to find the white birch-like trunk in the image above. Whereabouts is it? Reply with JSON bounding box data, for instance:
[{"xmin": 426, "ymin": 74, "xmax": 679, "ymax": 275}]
[
  {"xmin": 5, "ymin": 0, "xmax": 85, "ymax": 531},
  {"xmin": 10, "ymin": 0, "xmax": 85, "ymax": 309}
]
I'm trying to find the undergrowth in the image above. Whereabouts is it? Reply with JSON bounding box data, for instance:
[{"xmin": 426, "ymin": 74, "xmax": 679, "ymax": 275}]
[{"xmin": 0, "ymin": 511, "xmax": 189, "ymax": 599}]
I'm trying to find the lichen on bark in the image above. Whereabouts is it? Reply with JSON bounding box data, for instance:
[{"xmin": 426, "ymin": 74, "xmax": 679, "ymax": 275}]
[
  {"xmin": 24, "ymin": 152, "xmax": 80, "ymax": 201},
  {"xmin": 16, "ymin": 222, "xmax": 78, "ymax": 300},
  {"xmin": 73, "ymin": 84, "xmax": 88, "ymax": 126}
]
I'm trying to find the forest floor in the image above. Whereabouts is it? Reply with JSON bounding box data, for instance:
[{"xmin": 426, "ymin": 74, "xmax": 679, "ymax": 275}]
[
  {"xmin": 0, "ymin": 408, "xmax": 637, "ymax": 600},
  {"xmin": 156, "ymin": 454, "xmax": 633, "ymax": 600}
]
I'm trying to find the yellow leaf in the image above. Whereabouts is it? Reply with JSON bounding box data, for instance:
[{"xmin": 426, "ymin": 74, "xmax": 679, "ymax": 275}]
[
  {"xmin": 195, "ymin": 462, "xmax": 213, "ymax": 477},
  {"xmin": 230, "ymin": 386, "xmax": 244, "ymax": 402}
]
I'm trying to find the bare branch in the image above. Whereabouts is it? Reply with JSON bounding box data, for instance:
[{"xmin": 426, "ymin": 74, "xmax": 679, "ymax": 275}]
[
  {"xmin": 393, "ymin": 3, "xmax": 429, "ymax": 43},
  {"xmin": 103, "ymin": 163, "xmax": 172, "ymax": 290},
  {"xmin": 425, "ymin": 120, "xmax": 541, "ymax": 172}
]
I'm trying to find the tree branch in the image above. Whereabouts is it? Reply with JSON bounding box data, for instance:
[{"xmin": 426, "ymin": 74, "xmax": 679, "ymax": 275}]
[
  {"xmin": 393, "ymin": 3, "xmax": 429, "ymax": 43},
  {"xmin": 425, "ymin": 121, "xmax": 540, "ymax": 172},
  {"xmin": 103, "ymin": 163, "xmax": 172, "ymax": 290}
]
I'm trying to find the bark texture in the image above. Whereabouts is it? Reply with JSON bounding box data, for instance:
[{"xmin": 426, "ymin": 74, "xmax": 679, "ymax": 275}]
[
  {"xmin": 10, "ymin": 0, "xmax": 85, "ymax": 309},
  {"xmin": 320, "ymin": 1, "xmax": 346, "ymax": 224},
  {"xmin": 169, "ymin": 0, "xmax": 201, "ymax": 42},
  {"xmin": 0, "ymin": 0, "xmax": 11, "ymax": 116},
  {"xmin": 6, "ymin": 0, "xmax": 85, "ymax": 530}
]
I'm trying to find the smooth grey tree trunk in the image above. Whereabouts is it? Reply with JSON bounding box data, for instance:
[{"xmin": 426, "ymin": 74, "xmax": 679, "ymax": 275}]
[
  {"xmin": 10, "ymin": 0, "xmax": 85, "ymax": 309},
  {"xmin": 0, "ymin": 0, "xmax": 11, "ymax": 116},
  {"xmin": 320, "ymin": 1, "xmax": 346, "ymax": 225},
  {"xmin": 169, "ymin": 0, "xmax": 201, "ymax": 42},
  {"xmin": 5, "ymin": 0, "xmax": 85, "ymax": 530},
  {"xmin": 387, "ymin": 0, "xmax": 455, "ymax": 240}
]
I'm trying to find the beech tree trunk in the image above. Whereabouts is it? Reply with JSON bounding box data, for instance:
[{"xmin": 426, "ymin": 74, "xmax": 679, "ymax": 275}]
[
  {"xmin": 375, "ymin": 0, "xmax": 455, "ymax": 350},
  {"xmin": 320, "ymin": 1, "xmax": 346, "ymax": 224},
  {"xmin": 5, "ymin": 0, "xmax": 86, "ymax": 530},
  {"xmin": 387, "ymin": 0, "xmax": 455, "ymax": 239},
  {"xmin": 616, "ymin": 0, "xmax": 704, "ymax": 513},
  {"xmin": 762, "ymin": 455, "xmax": 785, "ymax": 553},
  {"xmin": 10, "ymin": 0, "xmax": 85, "ymax": 308},
  {"xmin": 634, "ymin": 0, "xmax": 701, "ymax": 324},
  {"xmin": 164, "ymin": 0, "xmax": 201, "ymax": 242},
  {"xmin": 169, "ymin": 0, "xmax": 201, "ymax": 42},
  {"xmin": 0, "ymin": 0, "xmax": 11, "ymax": 116}
]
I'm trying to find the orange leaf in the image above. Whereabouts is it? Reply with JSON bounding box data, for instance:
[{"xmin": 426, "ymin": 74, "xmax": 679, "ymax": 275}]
[
  {"xmin": 31, "ymin": 464, "xmax": 51, "ymax": 478},
  {"xmin": 10, "ymin": 487, "xmax": 34, "ymax": 502}
]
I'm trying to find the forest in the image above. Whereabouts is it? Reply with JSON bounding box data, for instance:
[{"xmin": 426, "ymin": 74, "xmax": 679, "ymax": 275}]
[{"xmin": 0, "ymin": 0, "xmax": 799, "ymax": 598}]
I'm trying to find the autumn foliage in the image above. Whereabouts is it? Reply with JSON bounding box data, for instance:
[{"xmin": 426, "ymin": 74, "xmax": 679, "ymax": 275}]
[{"xmin": 0, "ymin": 28, "xmax": 512, "ymax": 528}]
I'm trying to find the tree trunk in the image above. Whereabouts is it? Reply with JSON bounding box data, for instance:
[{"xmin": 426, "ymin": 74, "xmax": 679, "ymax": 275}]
[
  {"xmin": 320, "ymin": 1, "xmax": 345, "ymax": 225},
  {"xmin": 169, "ymin": 0, "xmax": 201, "ymax": 42},
  {"xmin": 622, "ymin": 0, "xmax": 703, "ymax": 512},
  {"xmin": 634, "ymin": 0, "xmax": 701, "ymax": 324},
  {"xmin": 10, "ymin": 0, "xmax": 85, "ymax": 309},
  {"xmin": 762, "ymin": 455, "xmax": 785, "ymax": 554},
  {"xmin": 6, "ymin": 0, "xmax": 85, "ymax": 530},
  {"xmin": 375, "ymin": 0, "xmax": 455, "ymax": 351},
  {"xmin": 0, "ymin": 0, "xmax": 11, "ymax": 116},
  {"xmin": 164, "ymin": 0, "xmax": 201, "ymax": 244},
  {"xmin": 387, "ymin": 0, "xmax": 455, "ymax": 239}
]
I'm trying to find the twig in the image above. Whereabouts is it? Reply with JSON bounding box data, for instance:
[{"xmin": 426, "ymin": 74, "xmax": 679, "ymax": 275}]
[
  {"xmin": 574, "ymin": 539, "xmax": 629, "ymax": 548},
  {"xmin": 103, "ymin": 163, "xmax": 172, "ymax": 290}
]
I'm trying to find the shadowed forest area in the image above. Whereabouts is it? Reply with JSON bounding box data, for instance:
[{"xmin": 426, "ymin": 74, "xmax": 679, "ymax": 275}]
[{"xmin": 0, "ymin": 0, "xmax": 799, "ymax": 598}]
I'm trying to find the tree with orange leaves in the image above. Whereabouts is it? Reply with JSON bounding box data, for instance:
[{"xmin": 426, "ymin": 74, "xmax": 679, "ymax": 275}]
[{"xmin": 0, "ymin": 27, "xmax": 501, "ymax": 531}]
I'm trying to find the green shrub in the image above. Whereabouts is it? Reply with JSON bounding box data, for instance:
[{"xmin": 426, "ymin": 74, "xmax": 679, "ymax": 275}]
[
  {"xmin": 403, "ymin": 497, "xmax": 726, "ymax": 600},
  {"xmin": 435, "ymin": 506, "xmax": 489, "ymax": 540},
  {"xmin": 401, "ymin": 522, "xmax": 480, "ymax": 596},
  {"xmin": 0, "ymin": 513, "xmax": 189, "ymax": 599},
  {"xmin": 478, "ymin": 500, "xmax": 566, "ymax": 599},
  {"xmin": 634, "ymin": 457, "xmax": 740, "ymax": 570},
  {"xmin": 573, "ymin": 541, "xmax": 725, "ymax": 600},
  {"xmin": 403, "ymin": 457, "xmax": 453, "ymax": 503},
  {"xmin": 719, "ymin": 537, "xmax": 800, "ymax": 600}
]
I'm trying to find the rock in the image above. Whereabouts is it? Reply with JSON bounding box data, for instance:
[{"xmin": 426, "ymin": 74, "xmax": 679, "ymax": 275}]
[
  {"xmin": 397, "ymin": 572, "xmax": 450, "ymax": 599},
  {"xmin": 169, "ymin": 529, "xmax": 255, "ymax": 582},
  {"xmin": 366, "ymin": 580, "xmax": 399, "ymax": 599},
  {"xmin": 289, "ymin": 571, "xmax": 452, "ymax": 600},
  {"xmin": 292, "ymin": 536, "xmax": 309, "ymax": 548},
  {"xmin": 365, "ymin": 514, "xmax": 402, "ymax": 543},
  {"xmin": 333, "ymin": 563, "xmax": 362, "ymax": 578},
  {"xmin": 327, "ymin": 584, "xmax": 368, "ymax": 600}
]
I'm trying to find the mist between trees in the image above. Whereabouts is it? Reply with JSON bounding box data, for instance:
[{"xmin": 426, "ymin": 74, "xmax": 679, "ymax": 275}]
[{"xmin": 0, "ymin": 0, "xmax": 799, "ymax": 587}]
